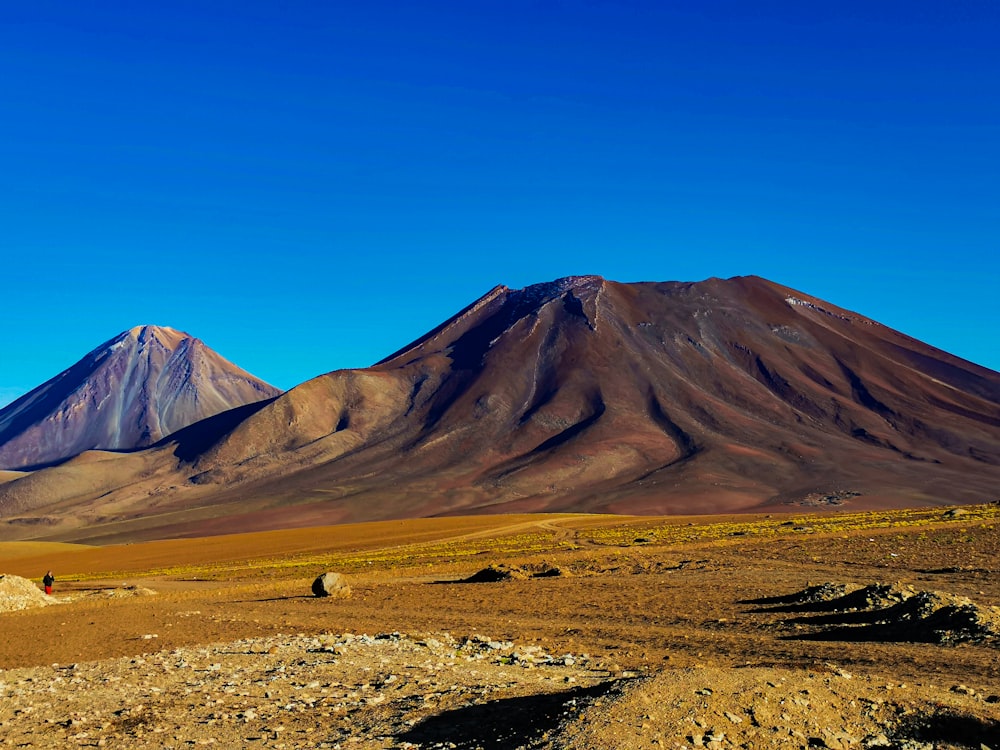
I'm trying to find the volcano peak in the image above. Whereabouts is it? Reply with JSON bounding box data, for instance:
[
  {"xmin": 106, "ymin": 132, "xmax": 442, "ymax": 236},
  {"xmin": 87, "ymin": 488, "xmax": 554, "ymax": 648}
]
[{"xmin": 0, "ymin": 327, "xmax": 280, "ymax": 470}]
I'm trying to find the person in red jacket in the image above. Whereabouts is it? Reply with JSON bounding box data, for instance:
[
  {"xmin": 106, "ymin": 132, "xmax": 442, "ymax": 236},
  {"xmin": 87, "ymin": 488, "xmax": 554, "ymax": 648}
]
[{"xmin": 42, "ymin": 571, "xmax": 54, "ymax": 595}]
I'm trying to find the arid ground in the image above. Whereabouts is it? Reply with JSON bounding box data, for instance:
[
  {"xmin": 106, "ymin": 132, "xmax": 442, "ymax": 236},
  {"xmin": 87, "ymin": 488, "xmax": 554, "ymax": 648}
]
[{"xmin": 2, "ymin": 505, "xmax": 999, "ymax": 748}]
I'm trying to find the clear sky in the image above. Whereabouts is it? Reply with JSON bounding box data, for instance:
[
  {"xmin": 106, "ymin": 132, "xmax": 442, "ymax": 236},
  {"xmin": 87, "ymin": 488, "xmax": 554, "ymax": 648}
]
[{"xmin": 2, "ymin": 1, "xmax": 998, "ymax": 406}]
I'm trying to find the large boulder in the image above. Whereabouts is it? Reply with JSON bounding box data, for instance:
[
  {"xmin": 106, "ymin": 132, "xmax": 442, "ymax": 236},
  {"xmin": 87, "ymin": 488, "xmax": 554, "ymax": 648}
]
[{"xmin": 311, "ymin": 572, "xmax": 351, "ymax": 598}]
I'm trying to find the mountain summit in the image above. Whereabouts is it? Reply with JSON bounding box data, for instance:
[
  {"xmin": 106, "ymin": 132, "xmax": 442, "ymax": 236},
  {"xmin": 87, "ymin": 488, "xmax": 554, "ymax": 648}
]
[{"xmin": 0, "ymin": 326, "xmax": 281, "ymax": 470}]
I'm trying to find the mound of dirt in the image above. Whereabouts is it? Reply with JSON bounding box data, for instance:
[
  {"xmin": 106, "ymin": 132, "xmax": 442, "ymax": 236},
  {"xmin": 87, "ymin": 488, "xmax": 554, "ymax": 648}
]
[
  {"xmin": 0, "ymin": 573, "xmax": 53, "ymax": 612},
  {"xmin": 100, "ymin": 584, "xmax": 158, "ymax": 599},
  {"xmin": 461, "ymin": 563, "xmax": 566, "ymax": 583},
  {"xmin": 799, "ymin": 582, "xmax": 917, "ymax": 612},
  {"xmin": 768, "ymin": 582, "xmax": 1000, "ymax": 647},
  {"xmin": 892, "ymin": 591, "xmax": 1000, "ymax": 644},
  {"xmin": 546, "ymin": 666, "xmax": 1000, "ymax": 750},
  {"xmin": 794, "ymin": 581, "xmax": 858, "ymax": 603},
  {"xmin": 812, "ymin": 591, "xmax": 1000, "ymax": 646}
]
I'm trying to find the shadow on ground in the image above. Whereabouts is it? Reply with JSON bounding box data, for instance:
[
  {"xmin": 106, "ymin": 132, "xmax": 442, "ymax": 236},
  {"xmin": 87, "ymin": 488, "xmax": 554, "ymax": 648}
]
[
  {"xmin": 397, "ymin": 682, "xmax": 616, "ymax": 749},
  {"xmin": 783, "ymin": 623, "xmax": 949, "ymax": 643},
  {"xmin": 897, "ymin": 711, "xmax": 1000, "ymax": 746}
]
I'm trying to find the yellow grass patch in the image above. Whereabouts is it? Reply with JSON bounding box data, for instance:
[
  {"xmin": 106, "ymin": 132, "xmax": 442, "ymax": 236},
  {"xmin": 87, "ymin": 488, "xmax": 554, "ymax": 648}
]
[{"xmin": 3, "ymin": 503, "xmax": 996, "ymax": 586}]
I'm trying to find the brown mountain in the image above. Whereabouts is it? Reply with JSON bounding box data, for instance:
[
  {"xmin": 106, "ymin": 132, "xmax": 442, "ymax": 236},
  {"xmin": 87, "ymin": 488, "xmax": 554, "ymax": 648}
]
[
  {"xmin": 0, "ymin": 326, "xmax": 281, "ymax": 471},
  {"xmin": 1, "ymin": 277, "xmax": 998, "ymax": 542}
]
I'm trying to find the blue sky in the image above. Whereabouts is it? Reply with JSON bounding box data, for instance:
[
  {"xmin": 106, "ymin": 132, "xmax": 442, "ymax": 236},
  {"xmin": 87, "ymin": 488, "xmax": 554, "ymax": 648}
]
[{"xmin": 1, "ymin": 1, "xmax": 998, "ymax": 404}]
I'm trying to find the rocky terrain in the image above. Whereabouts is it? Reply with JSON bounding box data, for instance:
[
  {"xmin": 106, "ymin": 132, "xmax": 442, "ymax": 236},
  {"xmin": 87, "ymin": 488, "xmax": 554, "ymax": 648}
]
[
  {"xmin": 1, "ymin": 505, "xmax": 999, "ymax": 748},
  {"xmin": 0, "ymin": 573, "xmax": 53, "ymax": 612},
  {"xmin": 551, "ymin": 666, "xmax": 1000, "ymax": 750},
  {"xmin": 0, "ymin": 630, "xmax": 604, "ymax": 749},
  {"xmin": 3, "ymin": 629, "xmax": 997, "ymax": 749}
]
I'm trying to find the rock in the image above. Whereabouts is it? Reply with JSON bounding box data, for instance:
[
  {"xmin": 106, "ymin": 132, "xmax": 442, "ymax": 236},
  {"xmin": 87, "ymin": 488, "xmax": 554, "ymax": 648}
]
[{"xmin": 311, "ymin": 573, "xmax": 351, "ymax": 599}]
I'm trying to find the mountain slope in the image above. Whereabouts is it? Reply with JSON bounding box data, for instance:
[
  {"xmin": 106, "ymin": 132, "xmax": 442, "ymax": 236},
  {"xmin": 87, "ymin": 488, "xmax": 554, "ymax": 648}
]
[
  {"xmin": 1, "ymin": 277, "xmax": 998, "ymax": 541},
  {"xmin": 178, "ymin": 275, "xmax": 997, "ymax": 517},
  {"xmin": 0, "ymin": 326, "xmax": 281, "ymax": 470}
]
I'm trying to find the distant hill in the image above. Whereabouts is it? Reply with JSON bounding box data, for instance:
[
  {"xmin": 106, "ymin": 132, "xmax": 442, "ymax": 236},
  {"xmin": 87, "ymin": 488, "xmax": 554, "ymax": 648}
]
[
  {"xmin": 1, "ymin": 277, "xmax": 998, "ymax": 542},
  {"xmin": 0, "ymin": 326, "xmax": 281, "ymax": 470}
]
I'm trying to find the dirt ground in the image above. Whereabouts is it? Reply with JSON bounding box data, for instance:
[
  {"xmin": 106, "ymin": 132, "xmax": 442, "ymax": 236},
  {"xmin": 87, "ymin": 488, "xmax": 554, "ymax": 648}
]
[{"xmin": 1, "ymin": 507, "xmax": 999, "ymax": 748}]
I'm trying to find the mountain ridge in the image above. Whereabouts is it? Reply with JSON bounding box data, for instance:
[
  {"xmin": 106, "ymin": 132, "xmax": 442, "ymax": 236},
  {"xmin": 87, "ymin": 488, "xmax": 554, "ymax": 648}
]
[{"xmin": 1, "ymin": 275, "xmax": 998, "ymax": 542}]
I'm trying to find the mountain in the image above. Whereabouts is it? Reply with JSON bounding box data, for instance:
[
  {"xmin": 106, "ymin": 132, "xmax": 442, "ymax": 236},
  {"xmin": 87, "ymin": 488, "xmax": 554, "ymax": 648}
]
[
  {"xmin": 1, "ymin": 277, "xmax": 998, "ymax": 542},
  {"xmin": 0, "ymin": 326, "xmax": 281, "ymax": 470}
]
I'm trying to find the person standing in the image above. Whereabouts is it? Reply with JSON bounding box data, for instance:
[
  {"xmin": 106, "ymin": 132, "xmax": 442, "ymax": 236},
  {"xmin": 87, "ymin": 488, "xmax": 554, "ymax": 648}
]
[{"xmin": 42, "ymin": 570, "xmax": 54, "ymax": 595}]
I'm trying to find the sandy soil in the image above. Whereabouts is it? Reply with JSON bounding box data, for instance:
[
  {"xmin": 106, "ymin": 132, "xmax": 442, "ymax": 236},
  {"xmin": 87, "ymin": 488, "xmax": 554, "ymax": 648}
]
[{"xmin": 1, "ymin": 508, "xmax": 999, "ymax": 748}]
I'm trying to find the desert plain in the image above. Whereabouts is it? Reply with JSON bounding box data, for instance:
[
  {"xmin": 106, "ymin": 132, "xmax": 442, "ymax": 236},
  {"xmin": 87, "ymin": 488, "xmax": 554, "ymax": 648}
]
[{"xmin": 1, "ymin": 505, "xmax": 999, "ymax": 749}]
